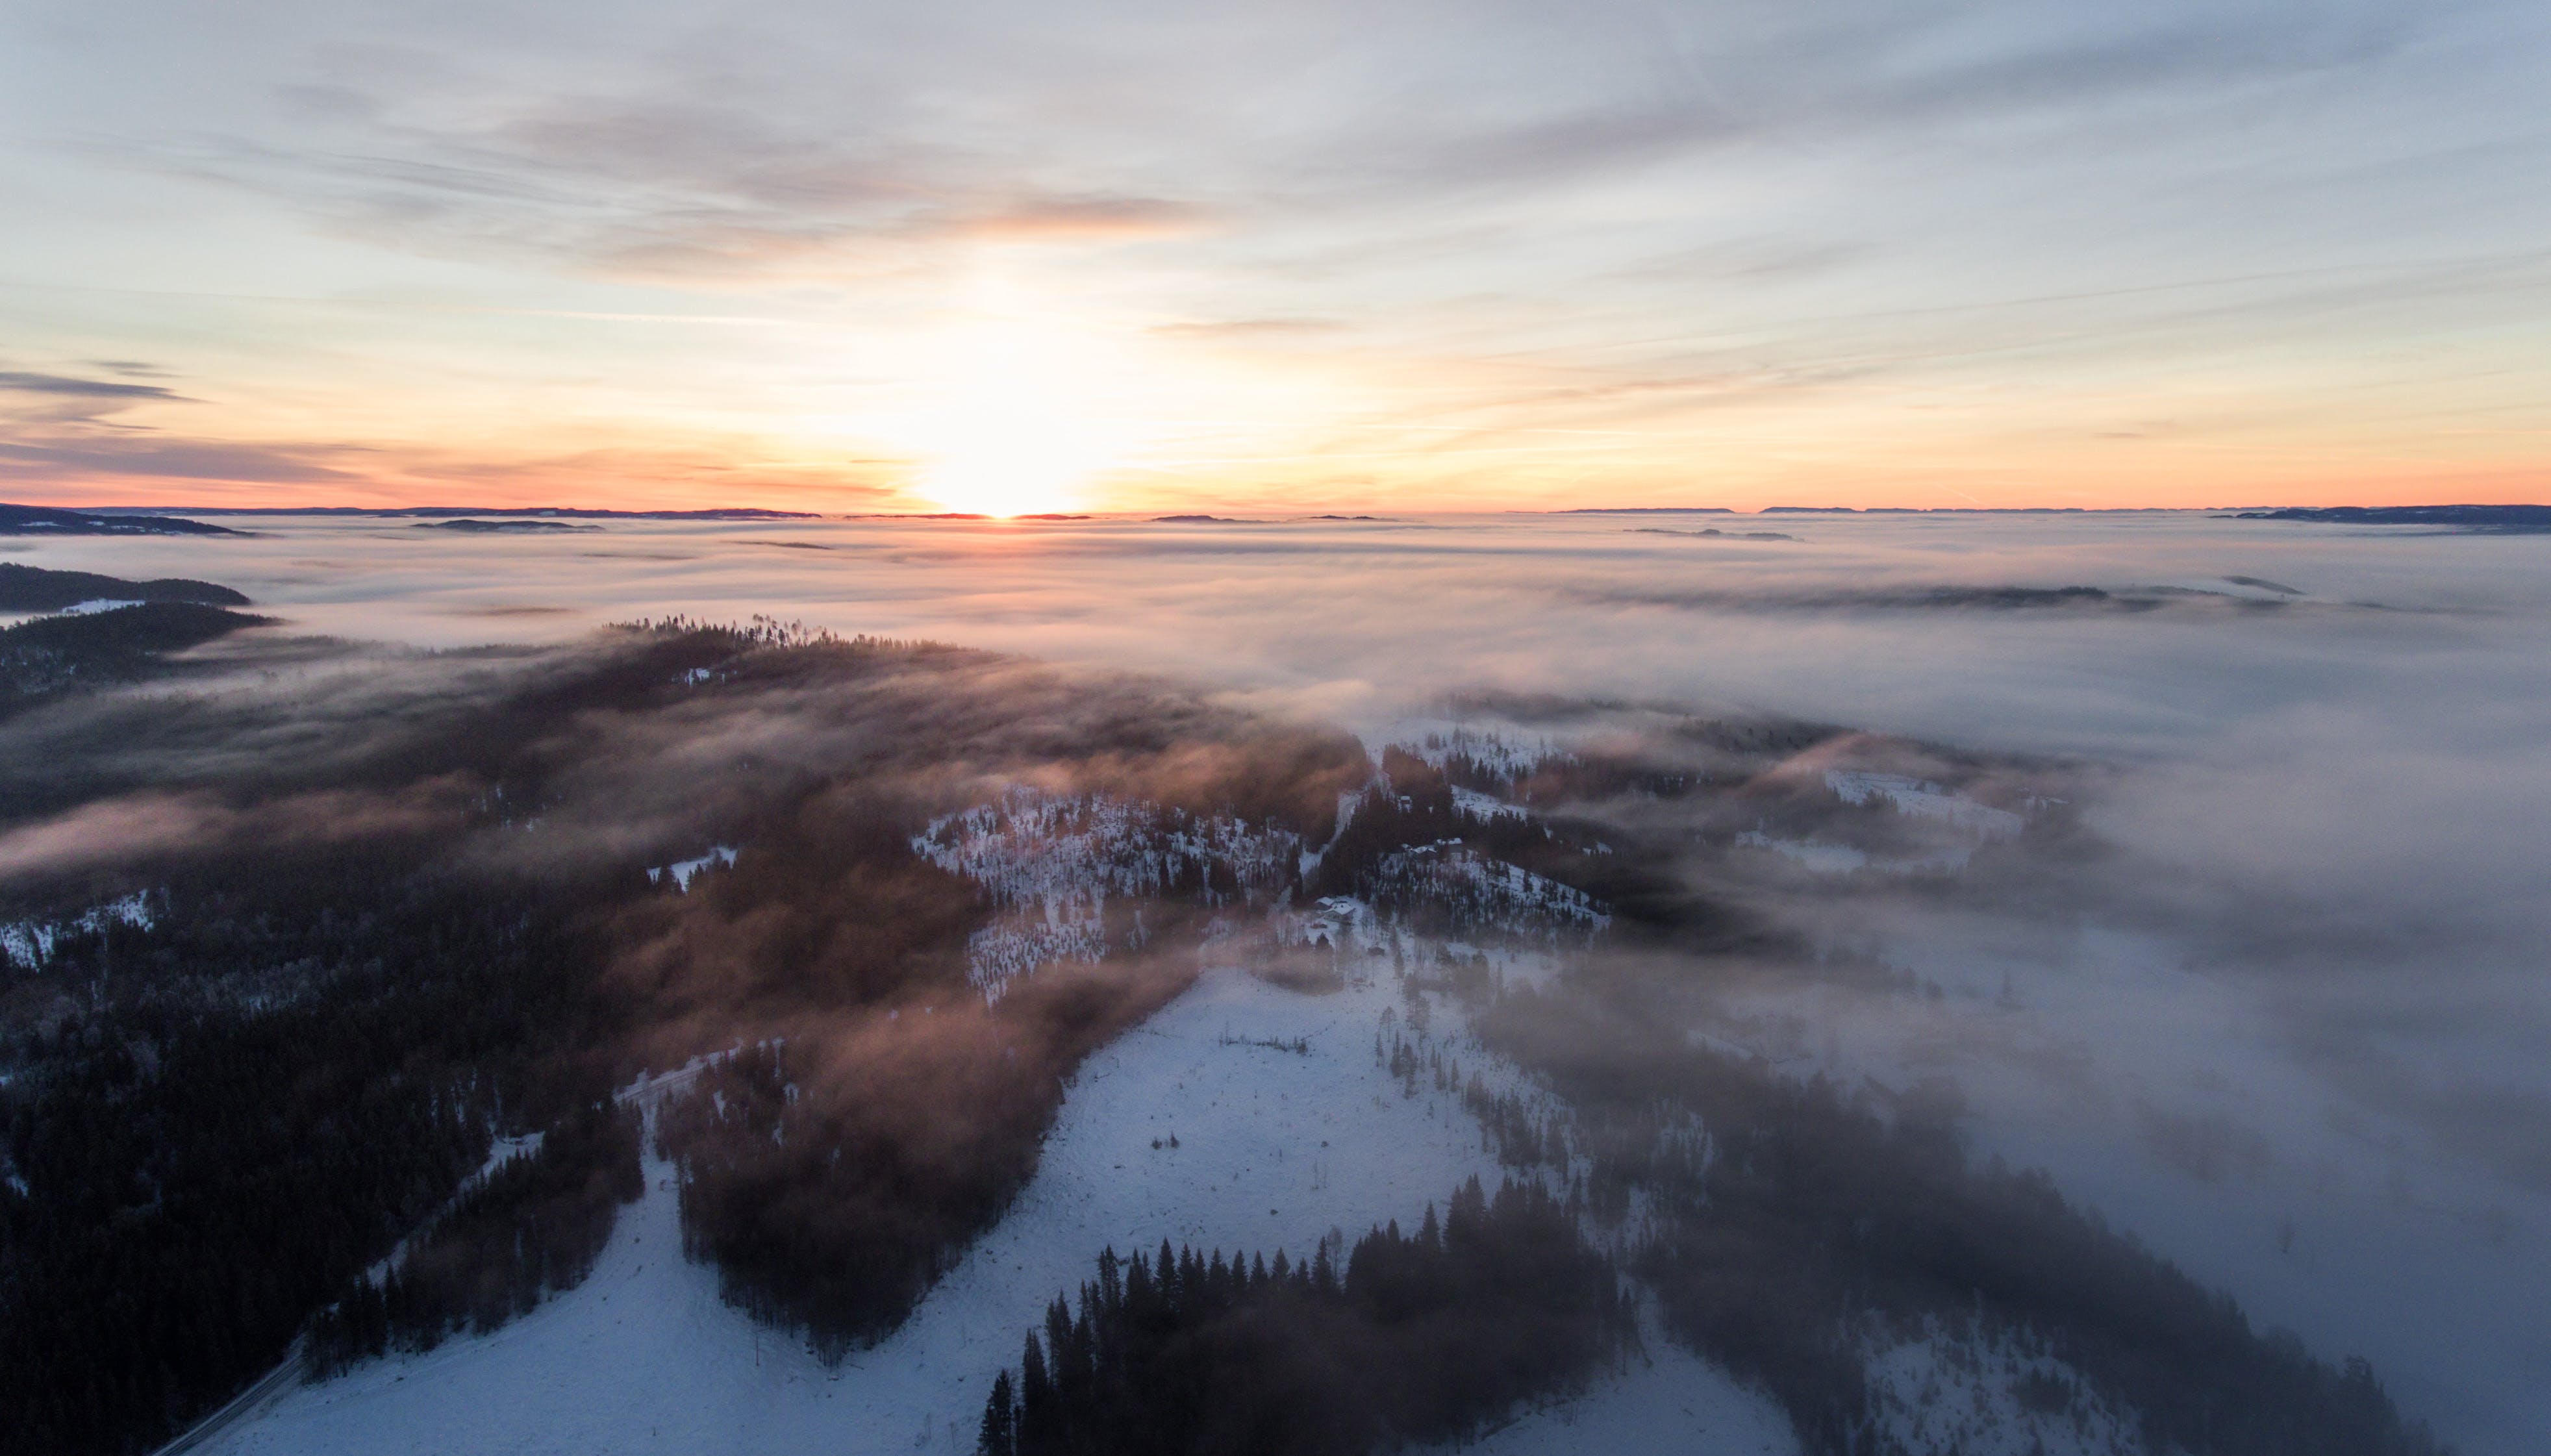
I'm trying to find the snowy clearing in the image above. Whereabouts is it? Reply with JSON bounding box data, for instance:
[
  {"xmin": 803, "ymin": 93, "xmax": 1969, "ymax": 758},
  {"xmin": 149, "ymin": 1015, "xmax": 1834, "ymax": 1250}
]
[{"xmin": 201, "ymin": 943, "xmax": 1791, "ymax": 1456}]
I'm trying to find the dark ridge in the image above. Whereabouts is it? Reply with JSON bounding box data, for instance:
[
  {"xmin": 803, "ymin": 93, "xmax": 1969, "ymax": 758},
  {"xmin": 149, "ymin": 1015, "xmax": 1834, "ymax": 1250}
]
[
  {"xmin": 1428, "ymin": 689, "xmax": 1637, "ymax": 726},
  {"xmin": 1307, "ymin": 514, "xmax": 1389, "ymax": 521},
  {"xmin": 0, "ymin": 603, "xmax": 275, "ymax": 715},
  {"xmin": 1152, "ymin": 514, "xmax": 1264, "ymax": 523},
  {"xmin": 396, "ymin": 507, "xmax": 814, "ymax": 520},
  {"xmin": 1896, "ymin": 585, "xmax": 2117, "ymax": 609},
  {"xmin": 1, "ymin": 601, "xmax": 271, "ymax": 657},
  {"xmin": 2223, "ymin": 575, "xmax": 2305, "ymax": 596},
  {"xmin": 0, "ymin": 501, "xmax": 240, "ymax": 536},
  {"xmin": 410, "ymin": 519, "xmax": 602, "ymax": 533},
  {"xmin": 99, "ymin": 505, "xmax": 821, "ymax": 520},
  {"xmin": 1557, "ymin": 507, "xmax": 1734, "ymax": 514},
  {"xmin": 1580, "ymin": 584, "xmax": 2294, "ymax": 615},
  {"xmin": 2231, "ymin": 505, "xmax": 2551, "ymax": 533},
  {"xmin": 1629, "ymin": 527, "xmax": 1797, "ymax": 542},
  {"xmin": 0, "ymin": 562, "xmax": 250, "ymax": 611}
]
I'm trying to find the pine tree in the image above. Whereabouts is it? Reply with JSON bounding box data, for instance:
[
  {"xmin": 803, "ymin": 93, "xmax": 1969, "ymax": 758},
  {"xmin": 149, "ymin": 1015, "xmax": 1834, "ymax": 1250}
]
[
  {"xmin": 1018, "ymin": 1331, "xmax": 1055, "ymax": 1451},
  {"xmin": 977, "ymin": 1371, "xmax": 1016, "ymax": 1456}
]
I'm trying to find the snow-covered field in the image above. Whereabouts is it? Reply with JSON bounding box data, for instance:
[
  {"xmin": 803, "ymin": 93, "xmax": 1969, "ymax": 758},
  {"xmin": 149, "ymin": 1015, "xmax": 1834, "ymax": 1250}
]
[{"xmin": 200, "ymin": 931, "xmax": 1792, "ymax": 1456}]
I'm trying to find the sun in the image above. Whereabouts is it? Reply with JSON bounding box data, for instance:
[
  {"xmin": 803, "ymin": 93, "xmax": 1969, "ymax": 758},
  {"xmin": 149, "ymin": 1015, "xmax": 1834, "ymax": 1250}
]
[
  {"xmin": 918, "ymin": 377, "xmax": 1107, "ymax": 517},
  {"xmin": 903, "ymin": 303, "xmax": 1129, "ymax": 517}
]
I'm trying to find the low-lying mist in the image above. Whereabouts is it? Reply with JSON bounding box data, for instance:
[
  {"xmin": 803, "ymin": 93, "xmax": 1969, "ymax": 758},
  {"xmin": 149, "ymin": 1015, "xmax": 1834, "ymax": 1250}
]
[{"xmin": 5, "ymin": 508, "xmax": 2547, "ymax": 1450}]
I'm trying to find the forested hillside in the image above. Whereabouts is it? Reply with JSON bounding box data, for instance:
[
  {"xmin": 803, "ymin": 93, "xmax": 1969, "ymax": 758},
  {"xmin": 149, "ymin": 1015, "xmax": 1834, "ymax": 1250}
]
[
  {"xmin": 976, "ymin": 1177, "xmax": 1635, "ymax": 1456},
  {"xmin": 0, "ymin": 620, "xmax": 2456, "ymax": 1456},
  {"xmin": 0, "ymin": 621, "xmax": 1364, "ymax": 1455}
]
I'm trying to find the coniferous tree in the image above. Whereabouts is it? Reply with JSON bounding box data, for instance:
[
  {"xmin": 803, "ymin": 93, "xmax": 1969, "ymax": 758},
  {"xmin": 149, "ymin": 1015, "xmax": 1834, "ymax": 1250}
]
[
  {"xmin": 978, "ymin": 1371, "xmax": 1017, "ymax": 1456},
  {"xmin": 980, "ymin": 1178, "xmax": 1633, "ymax": 1456}
]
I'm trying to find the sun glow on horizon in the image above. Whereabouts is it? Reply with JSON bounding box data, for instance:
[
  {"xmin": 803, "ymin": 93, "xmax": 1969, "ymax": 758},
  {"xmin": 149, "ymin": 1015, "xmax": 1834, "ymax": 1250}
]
[{"xmin": 884, "ymin": 286, "xmax": 1145, "ymax": 518}]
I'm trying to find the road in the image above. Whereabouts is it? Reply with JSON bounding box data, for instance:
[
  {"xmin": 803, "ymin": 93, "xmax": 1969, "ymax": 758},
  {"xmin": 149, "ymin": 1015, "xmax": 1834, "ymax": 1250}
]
[{"xmin": 151, "ymin": 1335, "xmax": 305, "ymax": 1456}]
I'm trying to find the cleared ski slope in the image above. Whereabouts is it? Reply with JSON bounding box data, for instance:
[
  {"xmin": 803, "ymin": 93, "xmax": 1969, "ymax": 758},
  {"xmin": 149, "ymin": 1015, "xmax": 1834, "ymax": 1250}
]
[{"xmin": 199, "ymin": 951, "xmax": 1794, "ymax": 1456}]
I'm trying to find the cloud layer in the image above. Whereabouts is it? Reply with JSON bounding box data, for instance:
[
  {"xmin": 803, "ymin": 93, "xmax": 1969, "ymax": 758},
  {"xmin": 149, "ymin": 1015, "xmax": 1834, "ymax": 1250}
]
[{"xmin": 6, "ymin": 508, "xmax": 2551, "ymax": 1442}]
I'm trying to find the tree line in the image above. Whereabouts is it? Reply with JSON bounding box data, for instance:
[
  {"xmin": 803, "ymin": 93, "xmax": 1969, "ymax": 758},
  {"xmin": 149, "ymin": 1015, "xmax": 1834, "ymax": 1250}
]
[
  {"xmin": 0, "ymin": 602, "xmax": 271, "ymax": 712},
  {"xmin": 0, "ymin": 844, "xmax": 639, "ymax": 1455},
  {"xmin": 303, "ymin": 1100, "xmax": 643, "ymax": 1378}
]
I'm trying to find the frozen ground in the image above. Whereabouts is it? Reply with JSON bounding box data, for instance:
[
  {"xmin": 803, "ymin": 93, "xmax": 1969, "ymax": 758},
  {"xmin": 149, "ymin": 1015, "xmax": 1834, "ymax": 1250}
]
[{"xmin": 200, "ymin": 940, "xmax": 1793, "ymax": 1456}]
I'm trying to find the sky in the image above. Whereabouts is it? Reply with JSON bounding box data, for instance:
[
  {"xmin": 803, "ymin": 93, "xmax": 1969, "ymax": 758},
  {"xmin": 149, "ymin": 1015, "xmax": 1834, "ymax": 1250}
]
[
  {"xmin": 14, "ymin": 507, "xmax": 2551, "ymax": 1446},
  {"xmin": 3, "ymin": 0, "xmax": 2548, "ymax": 515}
]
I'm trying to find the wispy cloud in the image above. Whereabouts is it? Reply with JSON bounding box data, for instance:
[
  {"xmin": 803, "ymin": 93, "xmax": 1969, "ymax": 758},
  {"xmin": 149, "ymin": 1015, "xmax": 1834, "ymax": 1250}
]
[
  {"xmin": 1, "ymin": 0, "xmax": 2544, "ymax": 505},
  {"xmin": 0, "ymin": 371, "xmax": 193, "ymax": 401}
]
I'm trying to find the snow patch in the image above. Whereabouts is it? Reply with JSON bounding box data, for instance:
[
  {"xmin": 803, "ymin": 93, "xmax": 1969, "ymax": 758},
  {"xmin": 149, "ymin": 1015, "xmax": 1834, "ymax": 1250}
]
[
  {"xmin": 3, "ymin": 891, "xmax": 157, "ymax": 970},
  {"xmin": 1824, "ymin": 771, "xmax": 2024, "ymax": 840},
  {"xmin": 1863, "ymin": 1323, "xmax": 2138, "ymax": 1456},
  {"xmin": 1364, "ymin": 842, "xmax": 1609, "ymax": 937},
  {"xmin": 912, "ymin": 788, "xmax": 1301, "ymax": 998},
  {"xmin": 1451, "ymin": 785, "xmax": 1529, "ymax": 823},
  {"xmin": 1389, "ymin": 725, "xmax": 1577, "ymax": 783}
]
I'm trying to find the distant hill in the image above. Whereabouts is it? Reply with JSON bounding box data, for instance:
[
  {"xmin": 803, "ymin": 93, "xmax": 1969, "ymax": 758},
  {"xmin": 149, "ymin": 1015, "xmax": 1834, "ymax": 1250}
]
[
  {"xmin": 0, "ymin": 502, "xmax": 239, "ymax": 536},
  {"xmin": 1629, "ymin": 527, "xmax": 1796, "ymax": 541},
  {"xmin": 0, "ymin": 563, "xmax": 251, "ymax": 612},
  {"xmin": 2234, "ymin": 505, "xmax": 2551, "ymax": 533},
  {"xmin": 113, "ymin": 505, "xmax": 822, "ymax": 521},
  {"xmin": 1557, "ymin": 506, "xmax": 1732, "ymax": 514},
  {"xmin": 412, "ymin": 519, "xmax": 601, "ymax": 533},
  {"xmin": 0, "ymin": 601, "xmax": 274, "ymax": 711}
]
